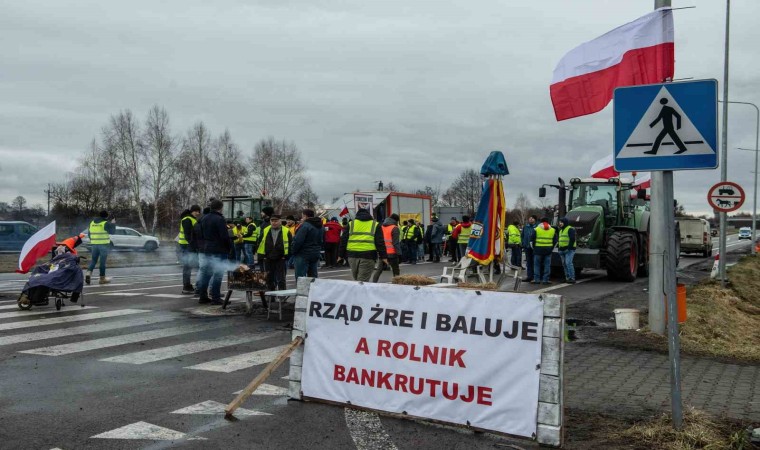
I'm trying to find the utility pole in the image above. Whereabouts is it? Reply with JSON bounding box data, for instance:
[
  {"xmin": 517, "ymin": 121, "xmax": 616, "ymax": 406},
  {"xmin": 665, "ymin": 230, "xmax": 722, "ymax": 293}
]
[
  {"xmin": 45, "ymin": 183, "xmax": 51, "ymax": 216},
  {"xmin": 719, "ymin": 0, "xmax": 731, "ymax": 284}
]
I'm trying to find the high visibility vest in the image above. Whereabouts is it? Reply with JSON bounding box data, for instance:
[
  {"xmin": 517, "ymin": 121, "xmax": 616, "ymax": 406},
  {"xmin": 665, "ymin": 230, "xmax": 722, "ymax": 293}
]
[
  {"xmin": 89, "ymin": 220, "xmax": 110, "ymax": 245},
  {"xmin": 256, "ymin": 226, "xmax": 290, "ymax": 256},
  {"xmin": 382, "ymin": 224, "xmax": 397, "ymax": 255},
  {"xmin": 457, "ymin": 224, "xmax": 472, "ymax": 244},
  {"xmin": 347, "ymin": 219, "xmax": 378, "ymax": 252},
  {"xmin": 559, "ymin": 226, "xmax": 575, "ymax": 249},
  {"xmin": 446, "ymin": 224, "xmax": 454, "ymax": 235},
  {"xmin": 535, "ymin": 225, "xmax": 556, "ymax": 248},
  {"xmin": 403, "ymin": 225, "xmax": 419, "ymax": 241},
  {"xmin": 178, "ymin": 216, "xmax": 197, "ymax": 245},
  {"xmin": 507, "ymin": 224, "xmax": 521, "ymax": 245},
  {"xmin": 243, "ymin": 223, "xmax": 257, "ymax": 242}
]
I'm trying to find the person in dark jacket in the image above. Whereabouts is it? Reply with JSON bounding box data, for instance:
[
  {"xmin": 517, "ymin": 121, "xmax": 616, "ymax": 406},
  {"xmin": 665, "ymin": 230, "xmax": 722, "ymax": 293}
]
[
  {"xmin": 521, "ymin": 215, "xmax": 537, "ymax": 282},
  {"xmin": 338, "ymin": 208, "xmax": 387, "ymax": 282},
  {"xmin": 179, "ymin": 204, "xmax": 201, "ymax": 294},
  {"xmin": 196, "ymin": 200, "xmax": 230, "ymax": 304},
  {"xmin": 291, "ymin": 209, "xmax": 324, "ymax": 280},
  {"xmin": 85, "ymin": 210, "xmax": 117, "ymax": 285},
  {"xmin": 191, "ymin": 206, "xmax": 211, "ymax": 296},
  {"xmin": 260, "ymin": 215, "xmax": 290, "ymax": 291},
  {"xmin": 429, "ymin": 216, "xmax": 446, "ymax": 263}
]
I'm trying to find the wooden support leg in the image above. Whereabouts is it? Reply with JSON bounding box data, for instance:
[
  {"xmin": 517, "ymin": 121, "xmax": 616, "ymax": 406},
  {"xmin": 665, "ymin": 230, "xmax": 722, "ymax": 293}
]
[
  {"xmin": 225, "ymin": 336, "xmax": 304, "ymax": 419},
  {"xmin": 222, "ymin": 290, "xmax": 233, "ymax": 309}
]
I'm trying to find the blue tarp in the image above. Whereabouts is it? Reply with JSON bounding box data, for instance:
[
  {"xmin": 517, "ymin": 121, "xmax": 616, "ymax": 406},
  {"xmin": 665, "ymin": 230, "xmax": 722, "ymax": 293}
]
[
  {"xmin": 480, "ymin": 151, "xmax": 509, "ymax": 176},
  {"xmin": 24, "ymin": 253, "xmax": 84, "ymax": 293}
]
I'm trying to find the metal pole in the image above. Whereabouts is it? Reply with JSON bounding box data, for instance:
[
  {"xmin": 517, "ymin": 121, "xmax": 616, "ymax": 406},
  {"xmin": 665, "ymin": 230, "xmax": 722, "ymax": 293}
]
[
  {"xmin": 719, "ymin": 0, "xmax": 731, "ymax": 285},
  {"xmin": 653, "ymin": 0, "xmax": 682, "ymax": 430},
  {"xmin": 722, "ymin": 100, "xmax": 760, "ymax": 255}
]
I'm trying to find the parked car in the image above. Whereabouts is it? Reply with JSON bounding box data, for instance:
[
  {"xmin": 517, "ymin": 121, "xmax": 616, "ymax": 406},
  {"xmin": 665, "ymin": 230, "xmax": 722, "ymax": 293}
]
[
  {"xmin": 738, "ymin": 227, "xmax": 752, "ymax": 240},
  {"xmin": 81, "ymin": 226, "xmax": 160, "ymax": 251},
  {"xmin": 0, "ymin": 221, "xmax": 38, "ymax": 252},
  {"xmin": 676, "ymin": 218, "xmax": 712, "ymax": 257}
]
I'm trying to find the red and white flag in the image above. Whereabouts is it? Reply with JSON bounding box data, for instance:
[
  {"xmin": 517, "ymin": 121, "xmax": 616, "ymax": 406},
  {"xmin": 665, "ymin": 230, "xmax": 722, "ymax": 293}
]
[
  {"xmin": 590, "ymin": 154, "xmax": 651, "ymax": 189},
  {"xmin": 17, "ymin": 221, "xmax": 56, "ymax": 274},
  {"xmin": 550, "ymin": 8, "xmax": 674, "ymax": 121},
  {"xmin": 339, "ymin": 205, "xmax": 349, "ymax": 217}
]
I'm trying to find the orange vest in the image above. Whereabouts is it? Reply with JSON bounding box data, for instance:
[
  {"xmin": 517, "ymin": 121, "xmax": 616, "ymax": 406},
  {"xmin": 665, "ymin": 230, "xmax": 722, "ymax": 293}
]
[{"xmin": 382, "ymin": 224, "xmax": 397, "ymax": 255}]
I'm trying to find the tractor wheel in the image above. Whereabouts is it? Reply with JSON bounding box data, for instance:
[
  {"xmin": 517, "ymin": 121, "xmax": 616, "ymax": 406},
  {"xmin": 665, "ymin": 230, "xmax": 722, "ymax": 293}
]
[
  {"xmin": 637, "ymin": 234, "xmax": 649, "ymax": 277},
  {"xmin": 606, "ymin": 231, "xmax": 639, "ymax": 282}
]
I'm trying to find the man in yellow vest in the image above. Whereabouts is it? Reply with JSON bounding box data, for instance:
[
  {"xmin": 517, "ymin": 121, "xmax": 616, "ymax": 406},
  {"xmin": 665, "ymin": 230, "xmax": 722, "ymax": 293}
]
[
  {"xmin": 257, "ymin": 214, "xmax": 291, "ymax": 291},
  {"xmin": 507, "ymin": 221, "xmax": 522, "ymax": 268},
  {"xmin": 338, "ymin": 208, "xmax": 387, "ymax": 282},
  {"xmin": 85, "ymin": 210, "xmax": 116, "ymax": 285},
  {"xmin": 558, "ymin": 217, "xmax": 577, "ymax": 284},
  {"xmin": 451, "ymin": 215, "xmax": 473, "ymax": 263},
  {"xmin": 402, "ymin": 219, "xmax": 422, "ymax": 264},
  {"xmin": 179, "ymin": 205, "xmax": 202, "ymax": 294},
  {"xmin": 531, "ymin": 217, "xmax": 558, "ymax": 285},
  {"xmin": 242, "ymin": 216, "xmax": 257, "ymax": 266}
]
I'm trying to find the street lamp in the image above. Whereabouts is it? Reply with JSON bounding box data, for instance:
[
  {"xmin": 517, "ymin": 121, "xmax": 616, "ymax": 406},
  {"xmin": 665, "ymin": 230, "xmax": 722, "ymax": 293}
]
[
  {"xmin": 737, "ymin": 147, "xmax": 759, "ymax": 254},
  {"xmin": 719, "ymin": 99, "xmax": 759, "ymax": 254}
]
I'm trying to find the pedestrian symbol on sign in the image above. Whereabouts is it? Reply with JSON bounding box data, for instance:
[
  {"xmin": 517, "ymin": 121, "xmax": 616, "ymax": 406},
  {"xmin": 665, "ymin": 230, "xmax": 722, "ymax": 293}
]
[{"xmin": 644, "ymin": 98, "xmax": 688, "ymax": 155}]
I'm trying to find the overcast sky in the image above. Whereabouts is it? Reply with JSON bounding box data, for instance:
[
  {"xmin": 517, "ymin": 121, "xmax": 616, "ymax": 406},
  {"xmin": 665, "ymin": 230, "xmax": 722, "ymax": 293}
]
[{"xmin": 2, "ymin": 0, "xmax": 759, "ymax": 216}]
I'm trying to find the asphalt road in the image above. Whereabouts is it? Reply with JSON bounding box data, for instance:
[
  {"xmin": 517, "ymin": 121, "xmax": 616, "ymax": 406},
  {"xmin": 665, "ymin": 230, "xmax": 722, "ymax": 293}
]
[{"xmin": 0, "ymin": 235, "xmax": 752, "ymax": 449}]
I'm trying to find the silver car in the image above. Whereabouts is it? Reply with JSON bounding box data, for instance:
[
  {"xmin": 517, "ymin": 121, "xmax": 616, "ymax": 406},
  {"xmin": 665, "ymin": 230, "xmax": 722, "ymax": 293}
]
[{"xmin": 81, "ymin": 226, "xmax": 160, "ymax": 251}]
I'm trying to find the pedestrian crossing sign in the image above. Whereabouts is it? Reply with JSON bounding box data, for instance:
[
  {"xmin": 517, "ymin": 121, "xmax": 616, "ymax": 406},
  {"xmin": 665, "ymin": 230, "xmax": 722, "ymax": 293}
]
[{"xmin": 613, "ymin": 79, "xmax": 718, "ymax": 172}]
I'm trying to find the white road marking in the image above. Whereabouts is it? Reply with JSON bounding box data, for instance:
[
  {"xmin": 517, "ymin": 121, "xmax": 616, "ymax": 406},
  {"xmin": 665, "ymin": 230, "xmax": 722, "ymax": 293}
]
[
  {"xmin": 344, "ymin": 408, "xmax": 398, "ymax": 450},
  {"xmin": 146, "ymin": 294, "xmax": 189, "ymax": 299},
  {"xmin": 171, "ymin": 400, "xmax": 271, "ymax": 416},
  {"xmin": 0, "ymin": 315, "xmax": 177, "ymax": 346},
  {"xmin": 91, "ymin": 421, "xmax": 197, "ymax": 440},
  {"xmin": 100, "ymin": 331, "xmax": 280, "ymax": 364},
  {"xmin": 0, "ymin": 309, "xmax": 151, "ymax": 332},
  {"xmin": 19, "ymin": 321, "xmax": 227, "ymax": 356},
  {"xmin": 531, "ymin": 274, "xmax": 606, "ymax": 294},
  {"xmin": 233, "ymin": 383, "xmax": 288, "ymax": 396},
  {"xmin": 0, "ymin": 304, "xmax": 24, "ymax": 310},
  {"xmin": 98, "ymin": 293, "xmax": 142, "ymax": 297},
  {"xmin": 0, "ymin": 306, "xmax": 97, "ymax": 319},
  {"xmin": 89, "ymin": 285, "xmax": 184, "ymax": 295},
  {"xmin": 185, "ymin": 344, "xmax": 288, "ymax": 373},
  {"xmin": 84, "ymin": 283, "xmax": 128, "ymax": 288}
]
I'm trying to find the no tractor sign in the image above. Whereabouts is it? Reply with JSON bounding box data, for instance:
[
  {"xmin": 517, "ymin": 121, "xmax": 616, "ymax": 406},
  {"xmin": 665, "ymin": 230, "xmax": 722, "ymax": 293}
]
[{"xmin": 707, "ymin": 181, "xmax": 745, "ymax": 213}]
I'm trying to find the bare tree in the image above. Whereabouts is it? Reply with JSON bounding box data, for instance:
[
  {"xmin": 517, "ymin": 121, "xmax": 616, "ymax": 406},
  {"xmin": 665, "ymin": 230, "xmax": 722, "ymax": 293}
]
[
  {"xmin": 295, "ymin": 183, "xmax": 319, "ymax": 209},
  {"xmin": 209, "ymin": 129, "xmax": 247, "ymax": 199},
  {"xmin": 142, "ymin": 106, "xmax": 176, "ymax": 234},
  {"xmin": 442, "ymin": 169, "xmax": 482, "ymax": 215},
  {"xmin": 415, "ymin": 185, "xmax": 441, "ymax": 207},
  {"xmin": 182, "ymin": 122, "xmax": 214, "ymax": 205},
  {"xmin": 105, "ymin": 110, "xmax": 147, "ymax": 231},
  {"xmin": 512, "ymin": 192, "xmax": 532, "ymax": 225},
  {"xmin": 12, "ymin": 196, "xmax": 26, "ymax": 213},
  {"xmin": 248, "ymin": 137, "xmax": 308, "ymax": 213}
]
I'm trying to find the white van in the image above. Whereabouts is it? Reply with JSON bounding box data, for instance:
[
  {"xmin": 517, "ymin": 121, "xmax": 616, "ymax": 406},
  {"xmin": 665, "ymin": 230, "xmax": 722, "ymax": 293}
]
[{"xmin": 677, "ymin": 218, "xmax": 712, "ymax": 257}]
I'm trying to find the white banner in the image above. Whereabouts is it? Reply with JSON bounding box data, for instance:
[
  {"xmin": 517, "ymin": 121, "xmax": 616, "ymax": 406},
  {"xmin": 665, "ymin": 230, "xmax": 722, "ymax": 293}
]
[{"xmin": 301, "ymin": 279, "xmax": 544, "ymax": 438}]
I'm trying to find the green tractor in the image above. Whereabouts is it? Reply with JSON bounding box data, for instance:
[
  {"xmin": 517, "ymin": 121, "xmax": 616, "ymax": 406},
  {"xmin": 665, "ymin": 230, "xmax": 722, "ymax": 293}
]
[{"xmin": 539, "ymin": 177, "xmax": 654, "ymax": 282}]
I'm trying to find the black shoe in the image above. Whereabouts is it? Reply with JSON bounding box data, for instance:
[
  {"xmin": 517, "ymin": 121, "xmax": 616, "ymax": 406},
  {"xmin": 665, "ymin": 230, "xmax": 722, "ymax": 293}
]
[
  {"xmin": 530, "ymin": 280, "xmax": 540, "ymax": 284},
  {"xmin": 522, "ymin": 277, "xmax": 533, "ymax": 282},
  {"xmin": 542, "ymin": 281, "xmax": 551, "ymax": 285},
  {"xmin": 567, "ymin": 279, "xmax": 576, "ymax": 284},
  {"xmin": 210, "ymin": 299, "xmax": 224, "ymax": 305},
  {"xmin": 198, "ymin": 297, "xmax": 211, "ymax": 304},
  {"xmin": 181, "ymin": 288, "xmax": 194, "ymax": 295}
]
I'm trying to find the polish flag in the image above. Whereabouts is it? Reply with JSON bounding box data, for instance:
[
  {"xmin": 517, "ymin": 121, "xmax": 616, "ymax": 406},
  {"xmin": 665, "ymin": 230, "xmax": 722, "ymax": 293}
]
[
  {"xmin": 550, "ymin": 8, "xmax": 674, "ymax": 121},
  {"xmin": 590, "ymin": 154, "xmax": 651, "ymax": 189},
  {"xmin": 339, "ymin": 205, "xmax": 349, "ymax": 217},
  {"xmin": 17, "ymin": 221, "xmax": 56, "ymax": 274}
]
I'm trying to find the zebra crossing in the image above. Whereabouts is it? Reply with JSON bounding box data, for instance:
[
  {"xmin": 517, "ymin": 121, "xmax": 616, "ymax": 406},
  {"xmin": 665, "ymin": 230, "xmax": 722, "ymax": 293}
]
[{"xmin": 0, "ymin": 303, "xmax": 291, "ymax": 374}]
